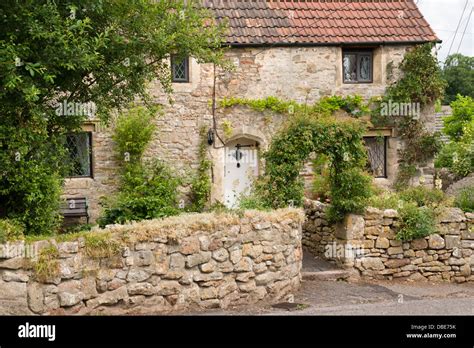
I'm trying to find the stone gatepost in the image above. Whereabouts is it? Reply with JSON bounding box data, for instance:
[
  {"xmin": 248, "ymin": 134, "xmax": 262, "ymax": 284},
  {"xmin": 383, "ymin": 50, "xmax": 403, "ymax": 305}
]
[{"xmin": 334, "ymin": 214, "xmax": 366, "ymax": 268}]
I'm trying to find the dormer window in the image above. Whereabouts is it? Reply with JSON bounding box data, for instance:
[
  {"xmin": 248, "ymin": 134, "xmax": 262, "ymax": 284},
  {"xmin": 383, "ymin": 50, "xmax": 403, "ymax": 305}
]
[
  {"xmin": 343, "ymin": 49, "xmax": 373, "ymax": 83},
  {"xmin": 171, "ymin": 55, "xmax": 189, "ymax": 83}
]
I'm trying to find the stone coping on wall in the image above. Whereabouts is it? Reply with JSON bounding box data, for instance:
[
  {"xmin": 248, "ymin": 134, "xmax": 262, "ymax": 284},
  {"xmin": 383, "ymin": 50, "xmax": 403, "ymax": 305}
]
[
  {"xmin": 303, "ymin": 200, "xmax": 474, "ymax": 283},
  {"xmin": 0, "ymin": 209, "xmax": 304, "ymax": 315}
]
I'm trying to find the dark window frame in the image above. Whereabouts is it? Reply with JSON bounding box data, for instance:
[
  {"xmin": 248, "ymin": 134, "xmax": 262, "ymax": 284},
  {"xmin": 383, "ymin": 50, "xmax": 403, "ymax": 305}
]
[
  {"xmin": 65, "ymin": 131, "xmax": 93, "ymax": 179},
  {"xmin": 342, "ymin": 49, "xmax": 374, "ymax": 84},
  {"xmin": 364, "ymin": 136, "xmax": 387, "ymax": 179},
  {"xmin": 171, "ymin": 55, "xmax": 190, "ymax": 83}
]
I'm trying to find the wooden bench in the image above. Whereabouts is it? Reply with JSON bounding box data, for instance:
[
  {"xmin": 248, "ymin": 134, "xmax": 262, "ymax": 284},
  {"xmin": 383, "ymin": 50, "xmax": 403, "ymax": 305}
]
[{"xmin": 60, "ymin": 197, "xmax": 89, "ymax": 224}]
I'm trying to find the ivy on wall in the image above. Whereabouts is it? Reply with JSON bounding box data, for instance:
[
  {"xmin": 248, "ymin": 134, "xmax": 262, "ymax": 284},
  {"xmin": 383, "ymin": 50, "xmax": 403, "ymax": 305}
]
[
  {"xmin": 372, "ymin": 44, "xmax": 446, "ymax": 189},
  {"xmin": 219, "ymin": 95, "xmax": 370, "ymax": 118},
  {"xmin": 189, "ymin": 127, "xmax": 212, "ymax": 212}
]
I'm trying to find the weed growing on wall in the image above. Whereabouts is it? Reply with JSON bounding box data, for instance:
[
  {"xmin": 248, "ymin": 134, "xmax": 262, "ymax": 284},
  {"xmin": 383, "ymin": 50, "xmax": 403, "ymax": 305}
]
[
  {"xmin": 398, "ymin": 186, "xmax": 446, "ymax": 208},
  {"xmin": 397, "ymin": 202, "xmax": 436, "ymax": 241},
  {"xmin": 0, "ymin": 219, "xmax": 25, "ymax": 243},
  {"xmin": 84, "ymin": 233, "xmax": 121, "ymax": 259},
  {"xmin": 33, "ymin": 244, "xmax": 60, "ymax": 283}
]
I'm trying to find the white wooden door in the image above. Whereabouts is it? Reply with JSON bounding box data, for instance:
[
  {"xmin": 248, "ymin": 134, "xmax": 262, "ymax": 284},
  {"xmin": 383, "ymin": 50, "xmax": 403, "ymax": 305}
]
[{"xmin": 223, "ymin": 139, "xmax": 258, "ymax": 208}]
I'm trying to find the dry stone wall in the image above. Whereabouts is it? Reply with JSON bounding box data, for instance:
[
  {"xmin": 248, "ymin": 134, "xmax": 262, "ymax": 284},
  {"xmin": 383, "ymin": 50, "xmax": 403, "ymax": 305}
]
[
  {"xmin": 0, "ymin": 209, "xmax": 303, "ymax": 315},
  {"xmin": 303, "ymin": 200, "xmax": 474, "ymax": 283}
]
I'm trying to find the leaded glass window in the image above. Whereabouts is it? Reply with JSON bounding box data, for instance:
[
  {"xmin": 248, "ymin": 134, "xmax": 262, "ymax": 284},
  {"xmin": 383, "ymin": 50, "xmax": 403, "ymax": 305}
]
[
  {"xmin": 343, "ymin": 50, "xmax": 373, "ymax": 83},
  {"xmin": 364, "ymin": 137, "xmax": 387, "ymax": 178},
  {"xmin": 171, "ymin": 55, "xmax": 189, "ymax": 82},
  {"xmin": 66, "ymin": 132, "xmax": 92, "ymax": 177},
  {"xmin": 343, "ymin": 54, "xmax": 357, "ymax": 82}
]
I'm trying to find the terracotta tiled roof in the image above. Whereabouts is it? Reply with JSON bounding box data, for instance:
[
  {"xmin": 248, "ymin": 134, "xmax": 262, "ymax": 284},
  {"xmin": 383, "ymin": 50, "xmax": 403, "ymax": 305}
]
[{"xmin": 203, "ymin": 0, "xmax": 439, "ymax": 45}]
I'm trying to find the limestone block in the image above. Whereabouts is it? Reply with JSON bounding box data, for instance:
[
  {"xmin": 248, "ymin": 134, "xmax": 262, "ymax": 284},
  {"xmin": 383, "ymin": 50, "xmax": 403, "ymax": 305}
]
[
  {"xmin": 361, "ymin": 257, "xmax": 385, "ymax": 270},
  {"xmin": 335, "ymin": 214, "xmax": 364, "ymax": 240},
  {"xmin": 428, "ymin": 234, "xmax": 445, "ymax": 249},
  {"xmin": 445, "ymin": 235, "xmax": 461, "ymax": 249}
]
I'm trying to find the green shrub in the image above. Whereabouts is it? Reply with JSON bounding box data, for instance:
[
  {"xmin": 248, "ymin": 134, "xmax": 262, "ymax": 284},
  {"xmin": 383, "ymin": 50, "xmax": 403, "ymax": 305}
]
[
  {"xmin": 112, "ymin": 106, "xmax": 157, "ymax": 164},
  {"xmin": 2, "ymin": 162, "xmax": 64, "ymax": 236},
  {"xmin": 99, "ymin": 160, "xmax": 180, "ymax": 226},
  {"xmin": 99, "ymin": 107, "xmax": 181, "ymax": 226},
  {"xmin": 373, "ymin": 44, "xmax": 446, "ymax": 186},
  {"xmin": 367, "ymin": 192, "xmax": 402, "ymax": 210},
  {"xmin": 397, "ymin": 203, "xmax": 436, "ymax": 241},
  {"xmin": 61, "ymin": 223, "xmax": 94, "ymax": 234},
  {"xmin": 327, "ymin": 168, "xmax": 373, "ymax": 221},
  {"xmin": 399, "ymin": 186, "xmax": 446, "ymax": 207},
  {"xmin": 436, "ymin": 95, "xmax": 474, "ymax": 178},
  {"xmin": 312, "ymin": 175, "xmax": 331, "ymax": 201},
  {"xmin": 0, "ymin": 219, "xmax": 25, "ymax": 243},
  {"xmin": 454, "ymin": 187, "xmax": 474, "ymax": 212},
  {"xmin": 385, "ymin": 44, "xmax": 446, "ymax": 108},
  {"xmin": 436, "ymin": 126, "xmax": 474, "ymax": 177},
  {"xmin": 312, "ymin": 154, "xmax": 331, "ymax": 201},
  {"xmin": 238, "ymin": 193, "xmax": 270, "ymax": 211},
  {"xmin": 443, "ymin": 95, "xmax": 474, "ymax": 141}
]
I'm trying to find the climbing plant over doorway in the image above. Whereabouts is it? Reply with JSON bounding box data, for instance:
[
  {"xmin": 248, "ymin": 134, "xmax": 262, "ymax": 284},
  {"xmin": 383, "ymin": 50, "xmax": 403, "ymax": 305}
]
[{"xmin": 254, "ymin": 114, "xmax": 372, "ymax": 221}]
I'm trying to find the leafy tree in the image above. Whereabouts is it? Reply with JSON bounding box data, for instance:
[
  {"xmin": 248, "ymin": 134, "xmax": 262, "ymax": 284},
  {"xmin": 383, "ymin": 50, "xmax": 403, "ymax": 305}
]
[
  {"xmin": 443, "ymin": 95, "xmax": 474, "ymax": 141},
  {"xmin": 0, "ymin": 0, "xmax": 226, "ymax": 234},
  {"xmin": 436, "ymin": 118, "xmax": 474, "ymax": 177},
  {"xmin": 443, "ymin": 54, "xmax": 474, "ymax": 104},
  {"xmin": 436, "ymin": 95, "xmax": 474, "ymax": 178}
]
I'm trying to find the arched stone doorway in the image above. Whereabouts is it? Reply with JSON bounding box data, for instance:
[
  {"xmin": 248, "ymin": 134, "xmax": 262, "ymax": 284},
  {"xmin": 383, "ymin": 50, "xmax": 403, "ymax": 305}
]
[
  {"xmin": 210, "ymin": 129, "xmax": 265, "ymax": 208},
  {"xmin": 223, "ymin": 137, "xmax": 259, "ymax": 208}
]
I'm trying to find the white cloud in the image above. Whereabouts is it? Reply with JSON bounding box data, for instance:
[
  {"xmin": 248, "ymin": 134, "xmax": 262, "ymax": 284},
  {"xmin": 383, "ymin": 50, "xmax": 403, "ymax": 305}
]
[{"xmin": 418, "ymin": 0, "xmax": 473, "ymax": 62}]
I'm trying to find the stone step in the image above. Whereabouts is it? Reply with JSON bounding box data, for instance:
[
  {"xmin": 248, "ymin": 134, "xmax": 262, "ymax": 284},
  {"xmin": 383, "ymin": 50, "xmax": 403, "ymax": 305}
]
[{"xmin": 302, "ymin": 270, "xmax": 351, "ymax": 281}]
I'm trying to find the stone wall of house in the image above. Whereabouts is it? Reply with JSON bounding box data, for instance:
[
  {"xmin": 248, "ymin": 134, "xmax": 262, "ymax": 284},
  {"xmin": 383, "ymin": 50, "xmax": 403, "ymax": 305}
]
[
  {"xmin": 0, "ymin": 209, "xmax": 303, "ymax": 315},
  {"xmin": 63, "ymin": 124, "xmax": 119, "ymax": 223},
  {"xmin": 303, "ymin": 200, "xmax": 474, "ymax": 283},
  {"xmin": 63, "ymin": 45, "xmax": 421, "ymax": 222}
]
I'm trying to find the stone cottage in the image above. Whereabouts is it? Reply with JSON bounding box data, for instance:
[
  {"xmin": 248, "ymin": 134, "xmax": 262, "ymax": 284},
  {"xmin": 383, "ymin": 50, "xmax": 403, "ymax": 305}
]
[{"xmin": 63, "ymin": 0, "xmax": 440, "ymax": 222}]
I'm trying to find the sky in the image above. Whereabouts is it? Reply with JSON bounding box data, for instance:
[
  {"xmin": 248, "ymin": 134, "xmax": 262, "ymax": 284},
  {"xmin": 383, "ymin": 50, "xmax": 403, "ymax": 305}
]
[{"xmin": 417, "ymin": 0, "xmax": 473, "ymax": 62}]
